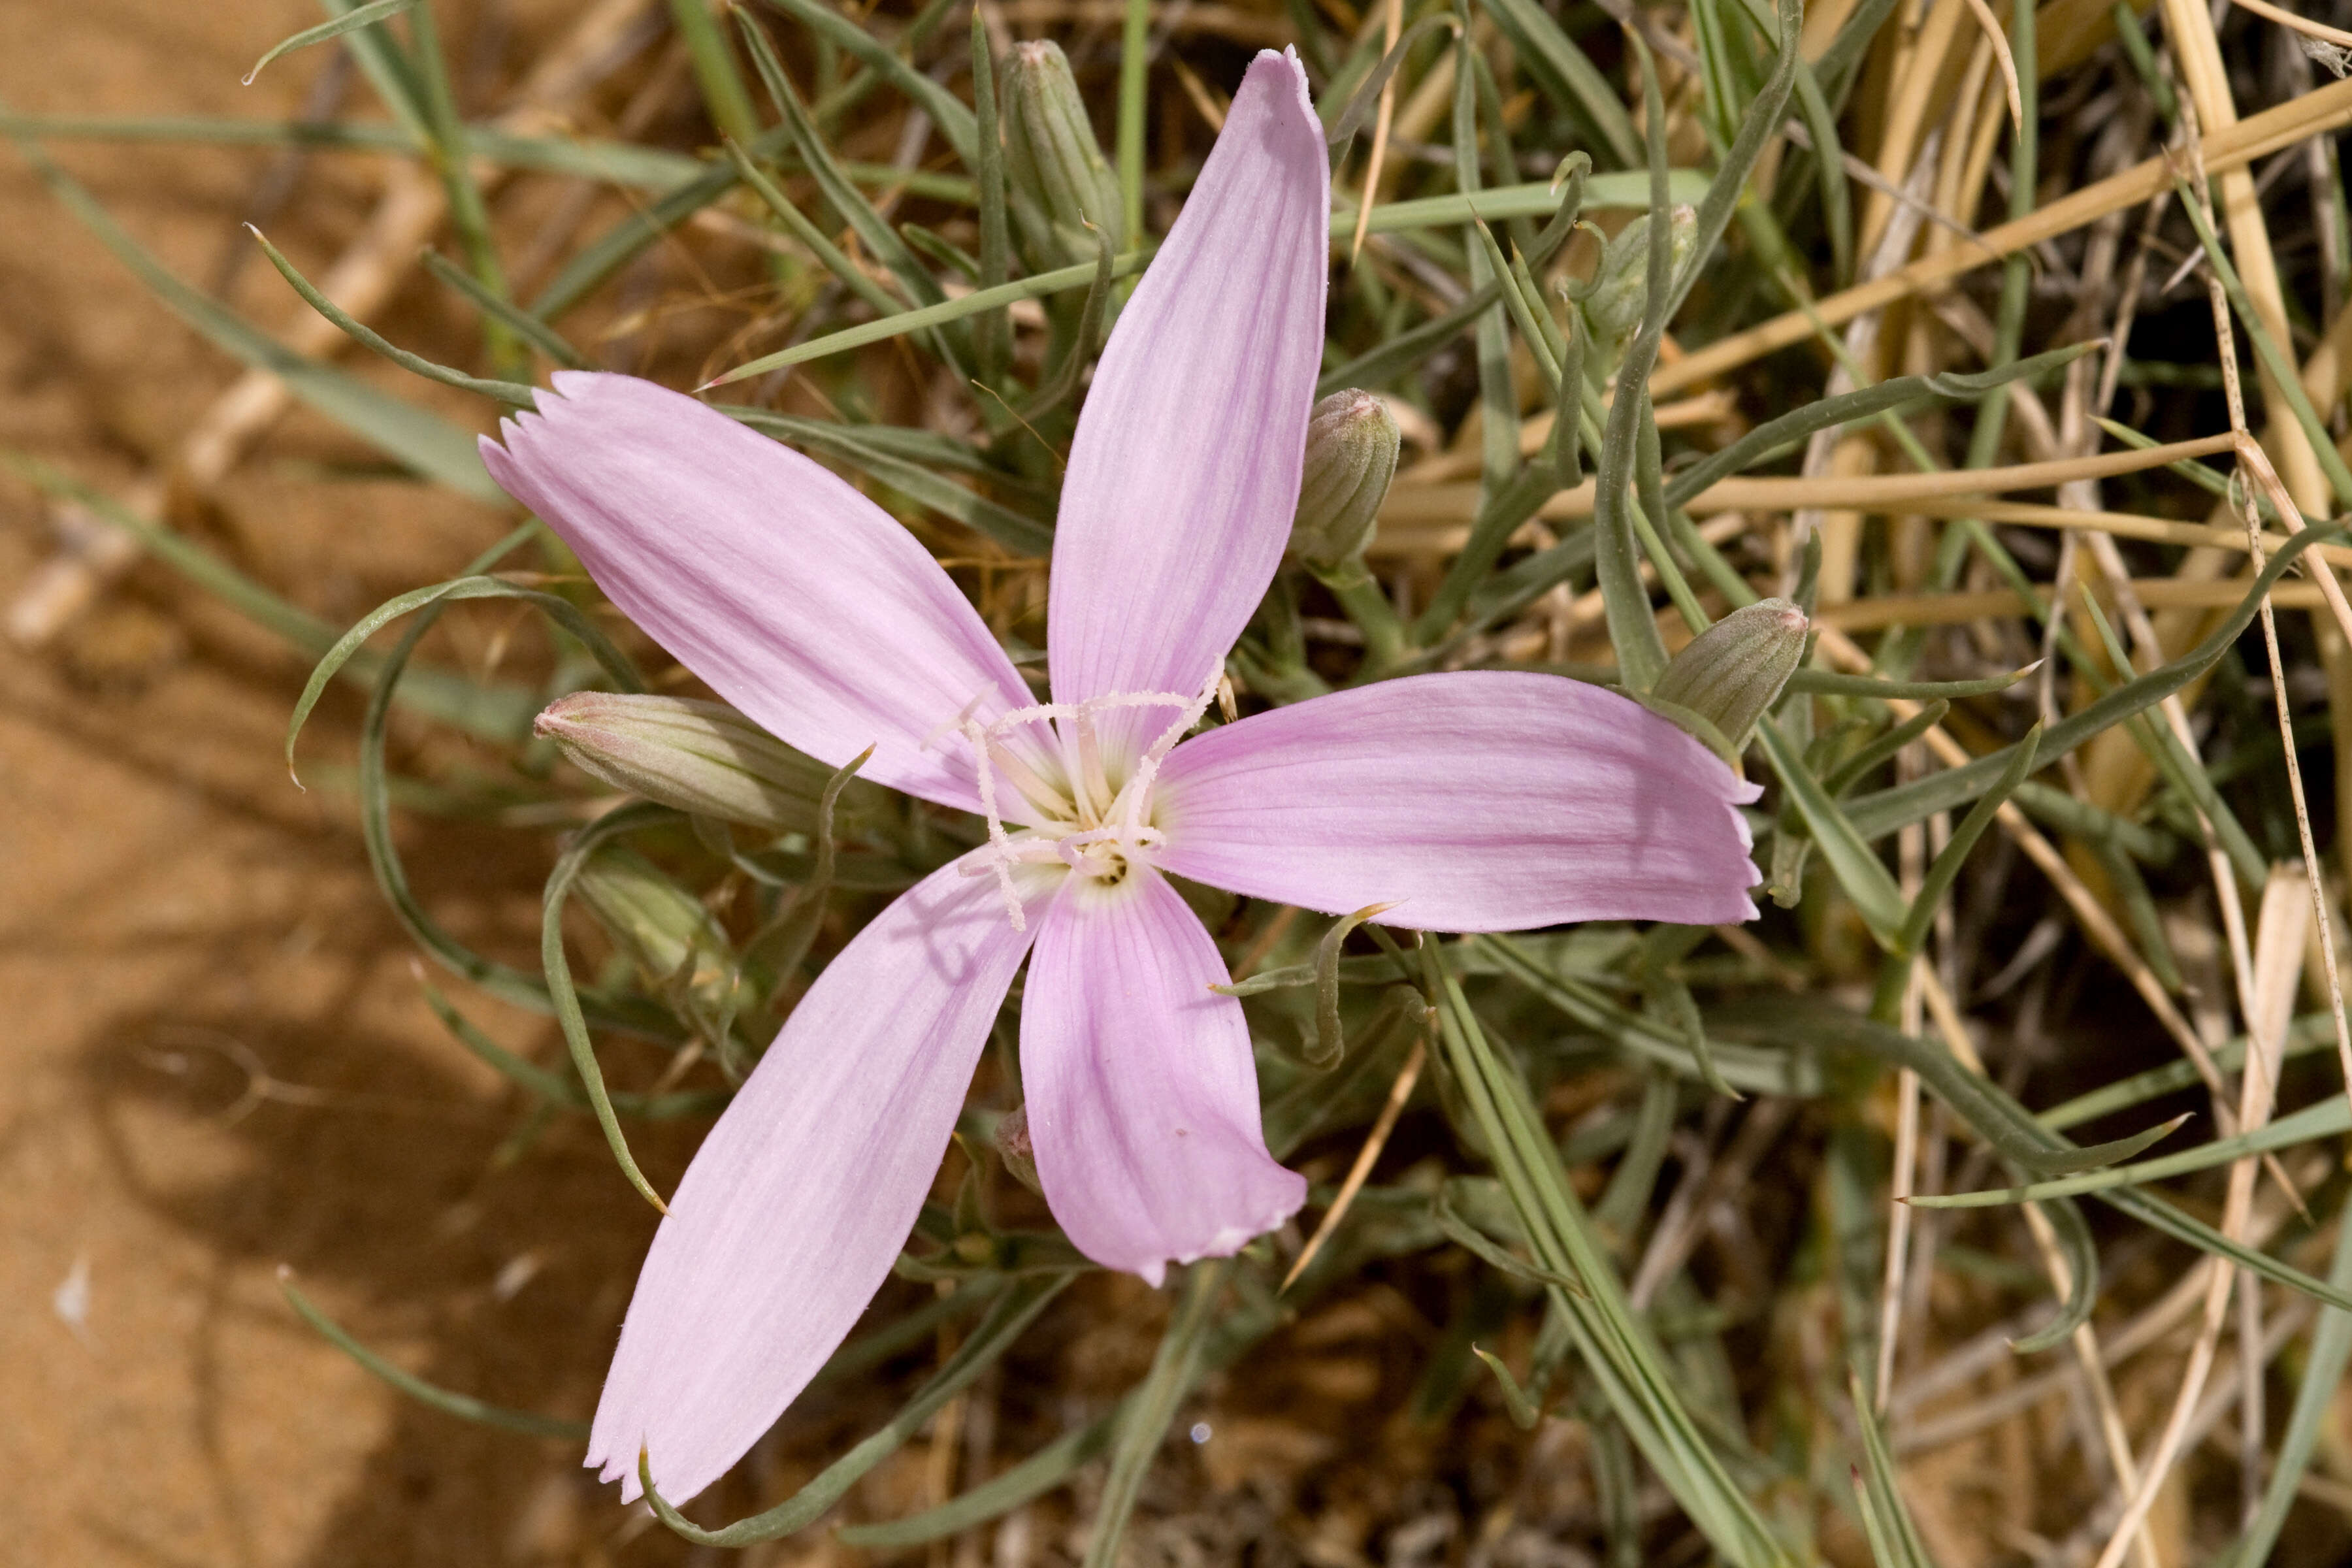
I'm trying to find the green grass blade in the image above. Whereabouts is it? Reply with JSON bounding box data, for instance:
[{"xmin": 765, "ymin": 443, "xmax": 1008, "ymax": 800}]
[
  {"xmin": 416, "ymin": 971, "xmax": 727, "ymax": 1119},
  {"xmin": 1588, "ymin": 39, "xmax": 1675, "ymax": 689},
  {"xmin": 244, "ymin": 0, "xmax": 419, "ymax": 84},
  {"xmin": 1318, "ymin": 280, "xmax": 1503, "ymax": 397},
  {"xmin": 1786, "ymin": 668, "xmax": 2030, "ymax": 700},
  {"xmin": 1756, "ymin": 716, "xmax": 1908, "ymax": 943},
  {"xmin": 723, "ymin": 137, "xmax": 908, "ymax": 319},
  {"xmin": 758, "ymin": 0, "xmax": 977, "ymax": 162},
  {"xmin": 738, "ymin": 14, "xmax": 961, "ymax": 368},
  {"xmin": 842, "ymin": 1403, "xmax": 1116, "ymax": 1546},
  {"xmin": 280, "ymin": 1269, "xmax": 589, "ymax": 1437},
  {"xmin": 1881, "ymin": 725, "xmax": 2041, "ymax": 975},
  {"xmin": 971, "ymin": 10, "xmax": 1012, "ymax": 385},
  {"xmin": 2211, "ymin": 1189, "xmax": 2352, "ymax": 1567},
  {"xmin": 7, "ymin": 122, "xmax": 500, "ymax": 498},
  {"xmin": 2038, "ymin": 1015, "xmax": 2337, "ymax": 1130},
  {"xmin": 668, "ymin": 0, "xmax": 761, "ymax": 144},
  {"xmin": 419, "ymin": 248, "xmax": 591, "ymax": 368},
  {"xmin": 1423, "ymin": 947, "xmax": 1793, "ymax": 1567},
  {"xmin": 403, "ymin": 0, "xmax": 519, "ymax": 374},
  {"xmin": 1663, "ymin": 343, "xmax": 2095, "ymax": 508},
  {"xmin": 1665, "ymin": 0, "xmax": 1802, "ymax": 327},
  {"xmin": 286, "ymin": 574, "xmax": 644, "ymax": 783},
  {"xmin": 318, "ymin": 0, "xmax": 433, "ymax": 144},
  {"xmin": 708, "ymin": 250, "xmax": 1147, "ymax": 385},
  {"xmin": 542, "ymin": 803, "xmax": 692, "ymax": 1210},
  {"xmin": 3, "ymin": 453, "xmax": 532, "ymax": 742},
  {"xmin": 2174, "ymin": 178, "xmax": 2352, "ymax": 510},
  {"xmin": 723, "ymin": 408, "xmax": 1053, "ymax": 555},
  {"xmin": 1845, "ymin": 523, "xmax": 2346, "ymax": 840},
  {"xmin": 1912, "ymin": 1100, "xmax": 2336, "ymax": 1209},
  {"xmin": 1116, "ymin": 0, "xmax": 1149, "ymax": 247},
  {"xmin": 1476, "ymin": 0, "xmax": 1640, "ymax": 165},
  {"xmin": 1848, "ymin": 1371, "xmax": 1937, "ymax": 1567},
  {"xmin": 645, "ymin": 1275, "xmax": 1073, "ymax": 1545},
  {"xmin": 529, "ymin": 137, "xmax": 772, "ymax": 321},
  {"xmin": 1082, "ymin": 1260, "xmax": 1229, "ymax": 1568},
  {"xmin": 0, "ymin": 110, "xmax": 418, "ymax": 152},
  {"xmin": 248, "ymin": 226, "xmax": 536, "ymax": 403}
]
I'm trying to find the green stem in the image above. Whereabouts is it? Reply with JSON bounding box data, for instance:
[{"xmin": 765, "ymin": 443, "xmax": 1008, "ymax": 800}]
[
  {"xmin": 404, "ymin": 0, "xmax": 522, "ymax": 378},
  {"xmin": 1082, "ymin": 1260, "xmax": 1228, "ymax": 1568},
  {"xmin": 1117, "ymin": 0, "xmax": 1149, "ymax": 249},
  {"xmin": 1322, "ymin": 564, "xmax": 1407, "ymax": 674},
  {"xmin": 667, "ymin": 0, "xmax": 761, "ymax": 145}
]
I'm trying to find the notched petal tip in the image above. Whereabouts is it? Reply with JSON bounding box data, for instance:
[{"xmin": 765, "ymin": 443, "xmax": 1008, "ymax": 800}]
[
  {"xmin": 470, "ymin": 370, "xmax": 1039, "ymax": 814},
  {"xmin": 1110, "ymin": 1180, "xmax": 1307, "ymax": 1286},
  {"xmin": 585, "ymin": 852, "xmax": 1039, "ymax": 1509},
  {"xmin": 1022, "ymin": 874, "xmax": 1306, "ymax": 1283}
]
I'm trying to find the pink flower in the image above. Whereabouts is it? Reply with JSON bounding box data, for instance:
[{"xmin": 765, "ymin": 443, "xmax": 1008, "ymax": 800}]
[{"xmin": 482, "ymin": 50, "xmax": 1759, "ymax": 1505}]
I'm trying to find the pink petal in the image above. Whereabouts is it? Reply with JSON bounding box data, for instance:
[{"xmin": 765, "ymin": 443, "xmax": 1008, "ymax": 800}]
[
  {"xmin": 587, "ymin": 851, "xmax": 1041, "ymax": 1504},
  {"xmin": 1046, "ymin": 50, "xmax": 1330, "ymax": 766},
  {"xmin": 1020, "ymin": 867, "xmax": 1306, "ymax": 1285},
  {"xmin": 482, "ymin": 372, "xmax": 1041, "ymax": 815},
  {"xmin": 1152, "ymin": 672, "xmax": 1763, "ymax": 932}
]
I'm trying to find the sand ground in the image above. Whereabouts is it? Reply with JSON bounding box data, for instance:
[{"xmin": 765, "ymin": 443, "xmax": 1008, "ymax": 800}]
[{"xmin": 0, "ymin": 4, "xmax": 717, "ymax": 1561}]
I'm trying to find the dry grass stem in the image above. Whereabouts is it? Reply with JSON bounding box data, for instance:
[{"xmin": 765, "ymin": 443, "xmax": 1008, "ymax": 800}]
[
  {"xmin": 1281, "ymin": 1039, "xmax": 1426, "ymax": 1292},
  {"xmin": 1657, "ymin": 74, "xmax": 2352, "ymax": 394}
]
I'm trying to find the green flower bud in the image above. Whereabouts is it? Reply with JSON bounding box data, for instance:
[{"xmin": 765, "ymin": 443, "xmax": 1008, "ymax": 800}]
[
  {"xmin": 572, "ymin": 845, "xmax": 734, "ymax": 1011},
  {"xmin": 993, "ymin": 1103, "xmax": 1041, "ymax": 1194},
  {"xmin": 1000, "ymin": 41, "xmax": 1120, "ymax": 269},
  {"xmin": 1582, "ymin": 204, "xmax": 1697, "ymax": 346},
  {"xmin": 1290, "ymin": 389, "xmax": 1402, "ymax": 571},
  {"xmin": 1646, "ymin": 597, "xmax": 1809, "ymax": 755},
  {"xmin": 536, "ymin": 692, "xmax": 883, "ymax": 833}
]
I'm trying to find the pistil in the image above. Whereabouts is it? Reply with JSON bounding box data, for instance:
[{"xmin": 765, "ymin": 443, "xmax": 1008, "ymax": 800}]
[{"xmin": 951, "ymin": 668, "xmax": 1227, "ymax": 930}]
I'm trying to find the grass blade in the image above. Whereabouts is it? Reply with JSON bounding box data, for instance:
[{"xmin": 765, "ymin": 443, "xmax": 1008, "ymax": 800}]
[
  {"xmin": 8, "ymin": 123, "xmax": 499, "ymax": 498},
  {"xmin": 244, "ymin": 0, "xmax": 418, "ymax": 85},
  {"xmin": 280, "ymin": 1269, "xmax": 589, "ymax": 1437},
  {"xmin": 645, "ymin": 1275, "xmax": 1073, "ymax": 1545}
]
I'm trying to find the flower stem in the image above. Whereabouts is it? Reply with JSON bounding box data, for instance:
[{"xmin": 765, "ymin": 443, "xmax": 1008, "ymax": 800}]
[{"xmin": 1317, "ymin": 561, "xmax": 1408, "ymax": 675}]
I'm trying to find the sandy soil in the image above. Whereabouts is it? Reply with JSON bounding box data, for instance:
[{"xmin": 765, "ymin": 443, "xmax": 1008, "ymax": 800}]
[{"xmin": 0, "ymin": 4, "xmax": 719, "ymax": 1562}]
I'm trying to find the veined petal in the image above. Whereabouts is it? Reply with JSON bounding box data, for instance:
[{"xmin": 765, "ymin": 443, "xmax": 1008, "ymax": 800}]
[
  {"xmin": 482, "ymin": 372, "xmax": 1041, "ymax": 815},
  {"xmin": 588, "ymin": 851, "xmax": 1041, "ymax": 1505},
  {"xmin": 1020, "ymin": 868, "xmax": 1305, "ymax": 1285},
  {"xmin": 1153, "ymin": 672, "xmax": 1763, "ymax": 932},
  {"xmin": 1046, "ymin": 50, "xmax": 1330, "ymax": 766}
]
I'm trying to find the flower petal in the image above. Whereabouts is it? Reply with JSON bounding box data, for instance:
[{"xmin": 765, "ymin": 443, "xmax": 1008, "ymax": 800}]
[
  {"xmin": 482, "ymin": 372, "xmax": 1039, "ymax": 815},
  {"xmin": 587, "ymin": 851, "xmax": 1039, "ymax": 1504},
  {"xmin": 1153, "ymin": 671, "xmax": 1763, "ymax": 932},
  {"xmin": 1046, "ymin": 50, "xmax": 1330, "ymax": 763},
  {"xmin": 1019, "ymin": 867, "xmax": 1306, "ymax": 1284}
]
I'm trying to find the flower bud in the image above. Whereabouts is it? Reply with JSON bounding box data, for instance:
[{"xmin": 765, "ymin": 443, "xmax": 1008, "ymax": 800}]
[
  {"xmin": 1582, "ymin": 204, "xmax": 1697, "ymax": 346},
  {"xmin": 993, "ymin": 1104, "xmax": 1041, "ymax": 1194},
  {"xmin": 1647, "ymin": 597, "xmax": 1808, "ymax": 753},
  {"xmin": 1290, "ymin": 389, "xmax": 1401, "ymax": 571},
  {"xmin": 1000, "ymin": 41, "xmax": 1121, "ymax": 269},
  {"xmin": 573, "ymin": 844, "xmax": 734, "ymax": 1010},
  {"xmin": 536, "ymin": 692, "xmax": 881, "ymax": 833}
]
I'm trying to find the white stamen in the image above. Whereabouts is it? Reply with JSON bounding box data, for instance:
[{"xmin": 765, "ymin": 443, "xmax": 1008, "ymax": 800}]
[
  {"xmin": 945, "ymin": 674, "xmax": 1218, "ymax": 932},
  {"xmin": 983, "ymin": 736, "xmax": 1071, "ymax": 823},
  {"xmin": 1113, "ymin": 666, "xmax": 1225, "ymax": 831},
  {"xmin": 1075, "ymin": 710, "xmax": 1113, "ymax": 825},
  {"xmin": 921, "ymin": 694, "xmax": 988, "ymax": 753},
  {"xmin": 961, "ymin": 716, "xmax": 1028, "ymax": 931}
]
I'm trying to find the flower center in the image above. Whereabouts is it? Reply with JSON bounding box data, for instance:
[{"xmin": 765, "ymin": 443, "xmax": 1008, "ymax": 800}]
[{"xmin": 946, "ymin": 668, "xmax": 1225, "ymax": 930}]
